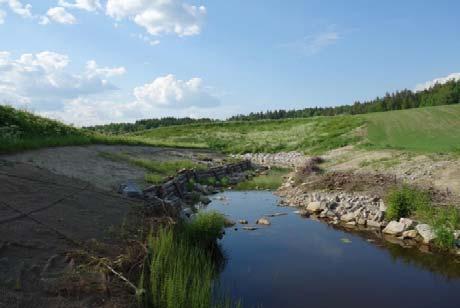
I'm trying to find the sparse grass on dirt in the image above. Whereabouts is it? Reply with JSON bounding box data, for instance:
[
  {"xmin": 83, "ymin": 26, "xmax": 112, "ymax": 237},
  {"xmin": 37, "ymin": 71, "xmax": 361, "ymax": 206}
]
[
  {"xmin": 99, "ymin": 152, "xmax": 206, "ymax": 184},
  {"xmin": 235, "ymin": 167, "xmax": 290, "ymax": 190},
  {"xmin": 363, "ymin": 105, "xmax": 460, "ymax": 153},
  {"xmin": 131, "ymin": 116, "xmax": 365, "ymax": 155}
]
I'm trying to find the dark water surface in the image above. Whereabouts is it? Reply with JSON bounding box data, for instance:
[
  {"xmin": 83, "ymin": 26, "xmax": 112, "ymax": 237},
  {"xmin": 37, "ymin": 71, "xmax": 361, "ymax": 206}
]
[{"xmin": 204, "ymin": 191, "xmax": 460, "ymax": 308}]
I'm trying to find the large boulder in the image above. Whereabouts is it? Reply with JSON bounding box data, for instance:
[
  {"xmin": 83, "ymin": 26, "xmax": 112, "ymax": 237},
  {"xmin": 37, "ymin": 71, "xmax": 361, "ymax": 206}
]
[
  {"xmin": 399, "ymin": 218, "xmax": 415, "ymax": 229},
  {"xmin": 383, "ymin": 221, "xmax": 406, "ymax": 236},
  {"xmin": 256, "ymin": 217, "xmax": 271, "ymax": 225},
  {"xmin": 402, "ymin": 230, "xmax": 418, "ymax": 239},
  {"xmin": 306, "ymin": 201, "xmax": 326, "ymax": 214},
  {"xmin": 415, "ymin": 224, "xmax": 437, "ymax": 244}
]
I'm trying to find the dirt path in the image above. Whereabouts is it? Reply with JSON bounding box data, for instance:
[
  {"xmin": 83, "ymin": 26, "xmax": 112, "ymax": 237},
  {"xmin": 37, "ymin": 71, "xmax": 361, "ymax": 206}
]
[{"xmin": 2, "ymin": 145, "xmax": 224, "ymax": 191}]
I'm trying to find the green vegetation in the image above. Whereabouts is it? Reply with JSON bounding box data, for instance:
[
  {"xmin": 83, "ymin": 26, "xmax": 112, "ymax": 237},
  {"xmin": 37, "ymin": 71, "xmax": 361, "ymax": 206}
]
[
  {"xmin": 138, "ymin": 212, "xmax": 238, "ymax": 308},
  {"xmin": 99, "ymin": 152, "xmax": 205, "ymax": 184},
  {"xmin": 385, "ymin": 185, "xmax": 431, "ymax": 221},
  {"xmin": 133, "ymin": 115, "xmax": 364, "ymax": 154},
  {"xmin": 364, "ymin": 105, "xmax": 460, "ymax": 153},
  {"xmin": 235, "ymin": 167, "xmax": 290, "ymax": 190},
  {"xmin": 385, "ymin": 185, "xmax": 460, "ymax": 250}
]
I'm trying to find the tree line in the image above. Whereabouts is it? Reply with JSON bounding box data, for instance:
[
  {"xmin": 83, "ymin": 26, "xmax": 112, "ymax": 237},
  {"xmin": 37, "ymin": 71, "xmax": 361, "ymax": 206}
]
[
  {"xmin": 229, "ymin": 79, "xmax": 460, "ymax": 121},
  {"xmin": 86, "ymin": 79, "xmax": 460, "ymax": 134}
]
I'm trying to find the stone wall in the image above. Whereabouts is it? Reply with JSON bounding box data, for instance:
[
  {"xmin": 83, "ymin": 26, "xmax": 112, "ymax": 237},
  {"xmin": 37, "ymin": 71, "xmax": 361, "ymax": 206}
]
[{"xmin": 143, "ymin": 160, "xmax": 252, "ymax": 201}]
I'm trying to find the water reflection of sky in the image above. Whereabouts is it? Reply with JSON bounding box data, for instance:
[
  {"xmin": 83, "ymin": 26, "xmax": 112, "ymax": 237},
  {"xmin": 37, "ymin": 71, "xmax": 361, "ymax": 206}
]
[{"xmin": 205, "ymin": 191, "xmax": 460, "ymax": 308}]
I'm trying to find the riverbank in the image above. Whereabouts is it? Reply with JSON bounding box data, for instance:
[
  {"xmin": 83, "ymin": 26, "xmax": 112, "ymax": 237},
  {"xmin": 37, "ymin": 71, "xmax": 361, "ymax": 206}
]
[{"xmin": 241, "ymin": 151, "xmax": 460, "ymax": 256}]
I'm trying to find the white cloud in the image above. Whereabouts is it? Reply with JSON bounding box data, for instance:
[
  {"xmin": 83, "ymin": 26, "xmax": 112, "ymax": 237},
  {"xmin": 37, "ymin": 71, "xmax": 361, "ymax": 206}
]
[
  {"xmin": 85, "ymin": 60, "xmax": 126, "ymax": 78},
  {"xmin": 106, "ymin": 0, "xmax": 206, "ymax": 37},
  {"xmin": 58, "ymin": 0, "xmax": 102, "ymax": 12},
  {"xmin": 0, "ymin": 51, "xmax": 123, "ymax": 110},
  {"xmin": 133, "ymin": 74, "xmax": 219, "ymax": 108},
  {"xmin": 0, "ymin": 10, "xmax": 5, "ymax": 23},
  {"xmin": 0, "ymin": 0, "xmax": 32, "ymax": 18},
  {"xmin": 414, "ymin": 73, "xmax": 460, "ymax": 92},
  {"xmin": 46, "ymin": 7, "xmax": 77, "ymax": 24},
  {"xmin": 134, "ymin": 33, "xmax": 161, "ymax": 46},
  {"xmin": 281, "ymin": 25, "xmax": 341, "ymax": 56}
]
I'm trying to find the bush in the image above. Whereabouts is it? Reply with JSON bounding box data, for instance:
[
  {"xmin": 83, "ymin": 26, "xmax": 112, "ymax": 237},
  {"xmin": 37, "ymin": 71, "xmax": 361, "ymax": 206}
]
[
  {"xmin": 183, "ymin": 211, "xmax": 226, "ymax": 245},
  {"xmin": 385, "ymin": 185, "xmax": 430, "ymax": 221}
]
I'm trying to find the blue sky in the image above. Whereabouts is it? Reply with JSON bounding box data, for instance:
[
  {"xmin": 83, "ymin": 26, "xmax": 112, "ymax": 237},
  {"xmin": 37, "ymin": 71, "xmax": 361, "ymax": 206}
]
[{"xmin": 0, "ymin": 0, "xmax": 459, "ymax": 126}]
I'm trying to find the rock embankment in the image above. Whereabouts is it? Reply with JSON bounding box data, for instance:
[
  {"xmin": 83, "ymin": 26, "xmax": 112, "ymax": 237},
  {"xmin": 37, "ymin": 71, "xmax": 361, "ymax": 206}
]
[
  {"xmin": 277, "ymin": 183, "xmax": 460, "ymax": 253},
  {"xmin": 234, "ymin": 152, "xmax": 308, "ymax": 168}
]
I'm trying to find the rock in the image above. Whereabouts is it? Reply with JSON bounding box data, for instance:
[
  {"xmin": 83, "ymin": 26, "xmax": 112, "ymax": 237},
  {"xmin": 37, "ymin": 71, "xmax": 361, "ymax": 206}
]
[
  {"xmin": 238, "ymin": 219, "xmax": 248, "ymax": 224},
  {"xmin": 402, "ymin": 230, "xmax": 418, "ymax": 239},
  {"xmin": 357, "ymin": 218, "xmax": 366, "ymax": 225},
  {"xmin": 118, "ymin": 181, "xmax": 143, "ymax": 198},
  {"xmin": 242, "ymin": 226, "xmax": 258, "ymax": 231},
  {"xmin": 453, "ymin": 230, "xmax": 460, "ymax": 240},
  {"xmin": 399, "ymin": 218, "xmax": 415, "ymax": 229},
  {"xmin": 256, "ymin": 217, "xmax": 271, "ymax": 225},
  {"xmin": 366, "ymin": 220, "xmax": 382, "ymax": 229},
  {"xmin": 224, "ymin": 218, "xmax": 236, "ymax": 227},
  {"xmin": 306, "ymin": 201, "xmax": 326, "ymax": 214},
  {"xmin": 383, "ymin": 221, "xmax": 406, "ymax": 236},
  {"xmin": 379, "ymin": 200, "xmax": 387, "ymax": 212},
  {"xmin": 294, "ymin": 209, "xmax": 310, "ymax": 217},
  {"xmin": 415, "ymin": 224, "xmax": 437, "ymax": 244},
  {"xmin": 265, "ymin": 212, "xmax": 288, "ymax": 217},
  {"xmin": 345, "ymin": 221, "xmax": 356, "ymax": 227},
  {"xmin": 199, "ymin": 196, "xmax": 211, "ymax": 205},
  {"xmin": 340, "ymin": 209, "xmax": 360, "ymax": 222}
]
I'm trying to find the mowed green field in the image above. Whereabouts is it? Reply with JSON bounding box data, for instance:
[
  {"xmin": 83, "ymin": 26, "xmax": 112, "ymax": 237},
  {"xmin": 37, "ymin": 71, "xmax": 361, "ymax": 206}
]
[{"xmin": 364, "ymin": 105, "xmax": 460, "ymax": 153}]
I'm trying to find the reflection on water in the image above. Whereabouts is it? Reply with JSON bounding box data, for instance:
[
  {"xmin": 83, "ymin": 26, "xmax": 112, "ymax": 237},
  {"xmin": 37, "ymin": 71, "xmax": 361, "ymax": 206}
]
[{"xmin": 204, "ymin": 191, "xmax": 460, "ymax": 308}]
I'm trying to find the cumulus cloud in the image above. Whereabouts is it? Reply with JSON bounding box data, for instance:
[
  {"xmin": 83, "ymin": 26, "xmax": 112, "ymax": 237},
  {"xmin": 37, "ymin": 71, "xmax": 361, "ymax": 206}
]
[
  {"xmin": 106, "ymin": 0, "xmax": 206, "ymax": 37},
  {"xmin": 414, "ymin": 73, "xmax": 460, "ymax": 92},
  {"xmin": 0, "ymin": 51, "xmax": 125, "ymax": 110},
  {"xmin": 0, "ymin": 0, "xmax": 32, "ymax": 19},
  {"xmin": 85, "ymin": 60, "xmax": 126, "ymax": 78},
  {"xmin": 45, "ymin": 6, "xmax": 77, "ymax": 24},
  {"xmin": 58, "ymin": 0, "xmax": 102, "ymax": 12},
  {"xmin": 39, "ymin": 74, "xmax": 221, "ymax": 126},
  {"xmin": 133, "ymin": 74, "xmax": 219, "ymax": 109}
]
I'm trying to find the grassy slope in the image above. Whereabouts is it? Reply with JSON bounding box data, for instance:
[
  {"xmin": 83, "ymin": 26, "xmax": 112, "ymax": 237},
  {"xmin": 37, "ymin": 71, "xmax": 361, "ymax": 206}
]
[
  {"xmin": 364, "ymin": 104, "xmax": 460, "ymax": 153},
  {"xmin": 132, "ymin": 116, "xmax": 365, "ymax": 154}
]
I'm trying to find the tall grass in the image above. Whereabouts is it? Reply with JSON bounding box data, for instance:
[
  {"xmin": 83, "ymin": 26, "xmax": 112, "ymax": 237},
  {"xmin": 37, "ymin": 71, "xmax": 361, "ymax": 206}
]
[{"xmin": 138, "ymin": 212, "xmax": 238, "ymax": 308}]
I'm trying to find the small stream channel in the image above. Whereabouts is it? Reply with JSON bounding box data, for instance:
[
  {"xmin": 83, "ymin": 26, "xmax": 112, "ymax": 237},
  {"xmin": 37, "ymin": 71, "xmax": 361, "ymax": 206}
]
[{"xmin": 202, "ymin": 191, "xmax": 460, "ymax": 308}]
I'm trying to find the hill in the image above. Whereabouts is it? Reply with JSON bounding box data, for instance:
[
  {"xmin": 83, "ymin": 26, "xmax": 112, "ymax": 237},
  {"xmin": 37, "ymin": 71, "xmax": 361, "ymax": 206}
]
[{"xmin": 131, "ymin": 104, "xmax": 460, "ymax": 154}]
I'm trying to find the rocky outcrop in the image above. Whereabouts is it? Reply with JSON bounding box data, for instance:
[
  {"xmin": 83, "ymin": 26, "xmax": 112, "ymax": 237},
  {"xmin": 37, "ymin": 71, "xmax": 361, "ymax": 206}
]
[{"xmin": 383, "ymin": 221, "xmax": 407, "ymax": 236}]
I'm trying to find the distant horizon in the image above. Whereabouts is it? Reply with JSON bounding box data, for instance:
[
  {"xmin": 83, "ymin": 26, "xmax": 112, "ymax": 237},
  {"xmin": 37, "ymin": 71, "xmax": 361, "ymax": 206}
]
[{"xmin": 1, "ymin": 1, "xmax": 460, "ymax": 126}]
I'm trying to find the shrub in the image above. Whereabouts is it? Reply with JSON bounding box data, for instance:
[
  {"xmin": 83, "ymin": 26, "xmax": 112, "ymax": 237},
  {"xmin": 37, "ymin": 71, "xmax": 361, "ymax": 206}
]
[
  {"xmin": 186, "ymin": 179, "xmax": 196, "ymax": 192},
  {"xmin": 220, "ymin": 176, "xmax": 230, "ymax": 187},
  {"xmin": 183, "ymin": 211, "xmax": 226, "ymax": 245},
  {"xmin": 385, "ymin": 185, "xmax": 430, "ymax": 221}
]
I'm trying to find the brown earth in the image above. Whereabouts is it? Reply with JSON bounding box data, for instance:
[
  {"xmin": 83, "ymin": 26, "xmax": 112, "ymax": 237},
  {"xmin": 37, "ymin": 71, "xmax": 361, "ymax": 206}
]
[{"xmin": 0, "ymin": 145, "xmax": 223, "ymax": 307}]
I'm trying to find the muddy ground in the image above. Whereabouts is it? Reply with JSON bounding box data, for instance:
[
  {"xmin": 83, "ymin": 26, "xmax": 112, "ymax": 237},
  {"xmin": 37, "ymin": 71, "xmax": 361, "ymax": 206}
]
[{"xmin": 0, "ymin": 145, "xmax": 224, "ymax": 307}]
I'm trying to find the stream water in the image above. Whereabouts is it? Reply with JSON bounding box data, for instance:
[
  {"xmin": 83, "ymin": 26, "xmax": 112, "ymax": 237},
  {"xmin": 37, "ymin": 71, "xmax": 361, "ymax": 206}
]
[{"xmin": 203, "ymin": 191, "xmax": 460, "ymax": 308}]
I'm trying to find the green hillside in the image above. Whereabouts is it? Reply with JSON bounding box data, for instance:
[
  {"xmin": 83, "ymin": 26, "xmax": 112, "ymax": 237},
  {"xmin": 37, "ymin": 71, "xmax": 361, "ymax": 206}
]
[
  {"xmin": 132, "ymin": 104, "xmax": 460, "ymax": 154},
  {"xmin": 0, "ymin": 105, "xmax": 148, "ymax": 153},
  {"xmin": 364, "ymin": 104, "xmax": 460, "ymax": 153}
]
